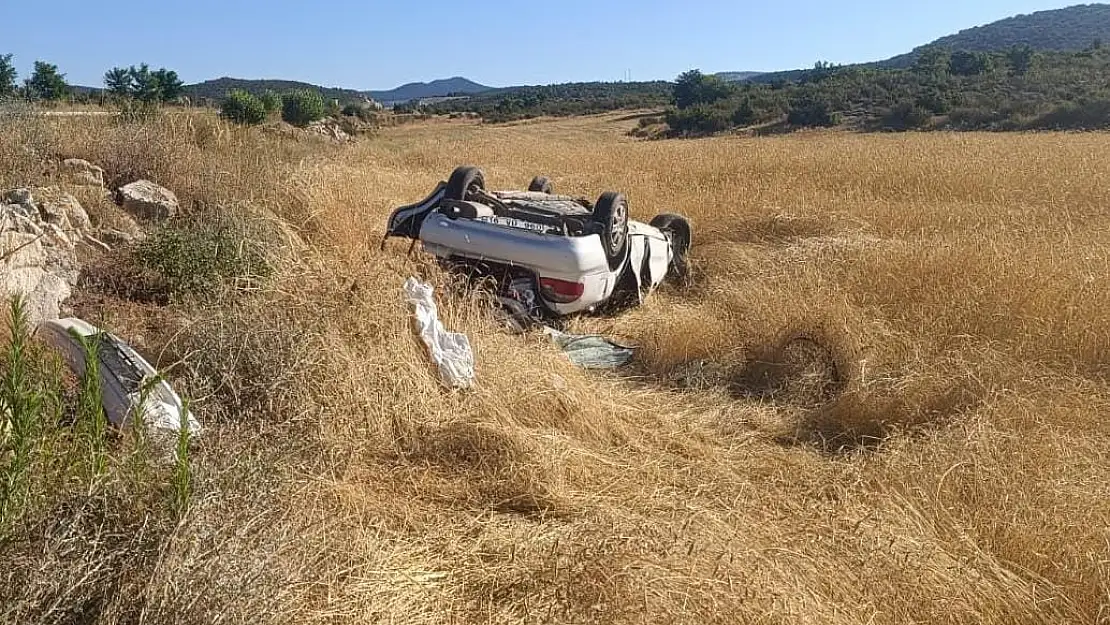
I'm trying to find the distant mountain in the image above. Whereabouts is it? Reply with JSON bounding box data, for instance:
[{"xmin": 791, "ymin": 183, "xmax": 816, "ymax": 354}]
[
  {"xmin": 183, "ymin": 76, "xmax": 494, "ymax": 105},
  {"xmin": 881, "ymin": 4, "xmax": 1110, "ymax": 67},
  {"xmin": 714, "ymin": 71, "xmax": 764, "ymax": 83},
  {"xmin": 741, "ymin": 3, "xmax": 1110, "ymax": 83},
  {"xmin": 366, "ymin": 77, "xmax": 493, "ymax": 104}
]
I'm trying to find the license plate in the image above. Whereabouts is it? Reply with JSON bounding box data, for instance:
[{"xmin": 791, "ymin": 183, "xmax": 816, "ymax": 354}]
[{"xmin": 477, "ymin": 216, "xmax": 552, "ymax": 233}]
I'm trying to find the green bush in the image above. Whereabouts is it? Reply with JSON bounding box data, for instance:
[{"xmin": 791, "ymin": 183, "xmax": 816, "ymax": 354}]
[
  {"xmin": 1029, "ymin": 99, "xmax": 1110, "ymax": 130},
  {"xmin": 673, "ymin": 70, "xmax": 734, "ymax": 110},
  {"xmin": 135, "ymin": 211, "xmax": 277, "ymax": 298},
  {"xmin": 787, "ymin": 94, "xmax": 839, "ymax": 127},
  {"xmin": 665, "ymin": 104, "xmax": 734, "ymax": 135},
  {"xmin": 731, "ymin": 98, "xmax": 757, "ymax": 127},
  {"xmin": 881, "ymin": 101, "xmax": 932, "ymax": 130},
  {"xmin": 259, "ymin": 90, "xmax": 282, "ymax": 116},
  {"xmin": 220, "ymin": 90, "xmax": 267, "ymax": 125},
  {"xmin": 281, "ymin": 89, "xmax": 326, "ymax": 127}
]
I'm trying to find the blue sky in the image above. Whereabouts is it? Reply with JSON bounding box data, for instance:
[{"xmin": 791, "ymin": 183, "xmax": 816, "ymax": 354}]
[{"xmin": 2, "ymin": 0, "xmax": 1085, "ymax": 89}]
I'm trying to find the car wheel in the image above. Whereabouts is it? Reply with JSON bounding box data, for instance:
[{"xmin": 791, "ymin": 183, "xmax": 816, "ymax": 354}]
[
  {"xmin": 446, "ymin": 166, "xmax": 485, "ymax": 201},
  {"xmin": 528, "ymin": 176, "xmax": 553, "ymax": 194},
  {"xmin": 649, "ymin": 213, "xmax": 692, "ymax": 283},
  {"xmin": 592, "ymin": 192, "xmax": 630, "ymax": 270}
]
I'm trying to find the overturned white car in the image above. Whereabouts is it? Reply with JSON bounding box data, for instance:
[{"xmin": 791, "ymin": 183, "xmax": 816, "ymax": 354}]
[{"xmin": 384, "ymin": 166, "xmax": 692, "ymax": 326}]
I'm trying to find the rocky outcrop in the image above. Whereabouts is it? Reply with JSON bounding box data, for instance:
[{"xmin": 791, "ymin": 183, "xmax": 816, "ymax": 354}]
[
  {"xmin": 61, "ymin": 158, "xmax": 106, "ymax": 188},
  {"xmin": 307, "ymin": 118, "xmax": 352, "ymax": 143},
  {"xmin": 1, "ymin": 188, "xmax": 88, "ymax": 323},
  {"xmin": 118, "ymin": 180, "xmax": 179, "ymax": 221}
]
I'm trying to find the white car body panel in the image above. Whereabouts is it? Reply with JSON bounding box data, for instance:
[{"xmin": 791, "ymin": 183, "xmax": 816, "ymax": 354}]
[{"xmin": 37, "ymin": 318, "xmax": 201, "ymax": 436}]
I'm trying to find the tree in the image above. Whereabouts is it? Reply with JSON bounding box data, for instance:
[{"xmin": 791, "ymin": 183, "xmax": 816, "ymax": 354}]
[
  {"xmin": 24, "ymin": 61, "xmax": 68, "ymax": 101},
  {"xmin": 1006, "ymin": 45, "xmax": 1036, "ymax": 76},
  {"xmin": 129, "ymin": 63, "xmax": 162, "ymax": 102},
  {"xmin": 259, "ymin": 90, "xmax": 282, "ymax": 116},
  {"xmin": 281, "ymin": 89, "xmax": 326, "ymax": 126},
  {"xmin": 787, "ymin": 91, "xmax": 838, "ymax": 127},
  {"xmin": 673, "ymin": 69, "xmax": 732, "ymax": 110},
  {"xmin": 949, "ymin": 50, "xmax": 993, "ymax": 76},
  {"xmin": 913, "ymin": 46, "xmax": 951, "ymax": 76},
  {"xmin": 104, "ymin": 66, "xmax": 134, "ymax": 98},
  {"xmin": 0, "ymin": 54, "xmax": 17, "ymax": 98},
  {"xmin": 220, "ymin": 90, "xmax": 267, "ymax": 125},
  {"xmin": 153, "ymin": 68, "xmax": 184, "ymax": 101}
]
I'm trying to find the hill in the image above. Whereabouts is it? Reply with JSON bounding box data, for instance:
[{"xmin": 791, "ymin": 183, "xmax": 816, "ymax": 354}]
[
  {"xmin": 367, "ymin": 77, "xmax": 493, "ymax": 104},
  {"xmin": 739, "ymin": 4, "xmax": 1110, "ymax": 83},
  {"xmin": 422, "ymin": 80, "xmax": 673, "ymax": 122},
  {"xmin": 882, "ymin": 4, "xmax": 1110, "ymax": 67},
  {"xmin": 183, "ymin": 76, "xmax": 495, "ymax": 105},
  {"xmin": 184, "ymin": 77, "xmax": 368, "ymax": 103}
]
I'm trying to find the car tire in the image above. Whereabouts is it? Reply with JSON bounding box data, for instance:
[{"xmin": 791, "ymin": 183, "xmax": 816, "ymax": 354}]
[
  {"xmin": 592, "ymin": 192, "xmax": 630, "ymax": 270},
  {"xmin": 649, "ymin": 213, "xmax": 692, "ymax": 283},
  {"xmin": 446, "ymin": 166, "xmax": 485, "ymax": 201},
  {"xmin": 528, "ymin": 176, "xmax": 553, "ymax": 194}
]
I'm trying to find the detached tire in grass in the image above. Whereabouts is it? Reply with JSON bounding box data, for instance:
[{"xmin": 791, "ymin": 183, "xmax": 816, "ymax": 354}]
[
  {"xmin": 592, "ymin": 192, "xmax": 630, "ymax": 270},
  {"xmin": 446, "ymin": 166, "xmax": 485, "ymax": 201}
]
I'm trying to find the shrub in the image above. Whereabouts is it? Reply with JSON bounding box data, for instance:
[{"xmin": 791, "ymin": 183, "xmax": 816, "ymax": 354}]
[
  {"xmin": 665, "ymin": 104, "xmax": 733, "ymax": 136},
  {"xmin": 281, "ymin": 89, "xmax": 326, "ymax": 127},
  {"xmin": 673, "ymin": 70, "xmax": 733, "ymax": 110},
  {"xmin": 259, "ymin": 90, "xmax": 282, "ymax": 116},
  {"xmin": 134, "ymin": 210, "xmax": 278, "ymax": 299},
  {"xmin": 1029, "ymin": 99, "xmax": 1110, "ymax": 130},
  {"xmin": 881, "ymin": 101, "xmax": 932, "ymax": 131},
  {"xmin": 342, "ymin": 101, "xmax": 381, "ymax": 122},
  {"xmin": 787, "ymin": 94, "xmax": 839, "ymax": 127},
  {"xmin": 220, "ymin": 90, "xmax": 267, "ymax": 125},
  {"xmin": 731, "ymin": 98, "xmax": 757, "ymax": 127}
]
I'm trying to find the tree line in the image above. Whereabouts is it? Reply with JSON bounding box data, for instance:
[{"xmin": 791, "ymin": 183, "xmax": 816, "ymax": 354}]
[
  {"xmin": 0, "ymin": 54, "xmax": 184, "ymax": 104},
  {"xmin": 664, "ymin": 43, "xmax": 1110, "ymax": 135}
]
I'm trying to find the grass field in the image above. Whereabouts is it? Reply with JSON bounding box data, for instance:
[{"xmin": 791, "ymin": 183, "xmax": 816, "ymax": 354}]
[{"xmin": 2, "ymin": 110, "xmax": 1109, "ymax": 624}]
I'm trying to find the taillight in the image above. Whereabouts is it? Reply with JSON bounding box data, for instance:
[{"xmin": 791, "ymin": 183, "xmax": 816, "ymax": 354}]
[{"xmin": 539, "ymin": 277, "xmax": 585, "ymax": 304}]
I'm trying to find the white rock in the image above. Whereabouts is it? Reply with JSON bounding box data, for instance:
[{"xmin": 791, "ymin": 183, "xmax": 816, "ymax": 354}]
[
  {"xmin": 0, "ymin": 231, "xmax": 73, "ymax": 324},
  {"xmin": 119, "ymin": 180, "xmax": 179, "ymax": 221},
  {"xmin": 61, "ymin": 158, "xmax": 106, "ymax": 187}
]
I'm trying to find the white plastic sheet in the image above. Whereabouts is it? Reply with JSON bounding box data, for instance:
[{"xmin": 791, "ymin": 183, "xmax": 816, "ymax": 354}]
[{"xmin": 404, "ymin": 277, "xmax": 476, "ymax": 388}]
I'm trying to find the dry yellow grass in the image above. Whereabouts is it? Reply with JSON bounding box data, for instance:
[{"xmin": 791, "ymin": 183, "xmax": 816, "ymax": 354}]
[{"xmin": 2, "ymin": 110, "xmax": 1109, "ymax": 624}]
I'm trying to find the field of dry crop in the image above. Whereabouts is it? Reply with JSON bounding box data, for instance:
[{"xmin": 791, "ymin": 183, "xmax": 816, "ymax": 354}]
[{"xmin": 2, "ymin": 109, "xmax": 1109, "ymax": 624}]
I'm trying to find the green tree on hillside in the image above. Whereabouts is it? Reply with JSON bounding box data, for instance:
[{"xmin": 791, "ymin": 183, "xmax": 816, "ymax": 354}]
[
  {"xmin": 913, "ymin": 47, "xmax": 951, "ymax": 76},
  {"xmin": 0, "ymin": 54, "xmax": 17, "ymax": 98},
  {"xmin": 24, "ymin": 61, "xmax": 68, "ymax": 101},
  {"xmin": 949, "ymin": 50, "xmax": 993, "ymax": 76},
  {"xmin": 673, "ymin": 70, "xmax": 733, "ymax": 109},
  {"xmin": 104, "ymin": 67, "xmax": 133, "ymax": 98},
  {"xmin": 1006, "ymin": 45, "xmax": 1036, "ymax": 76}
]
